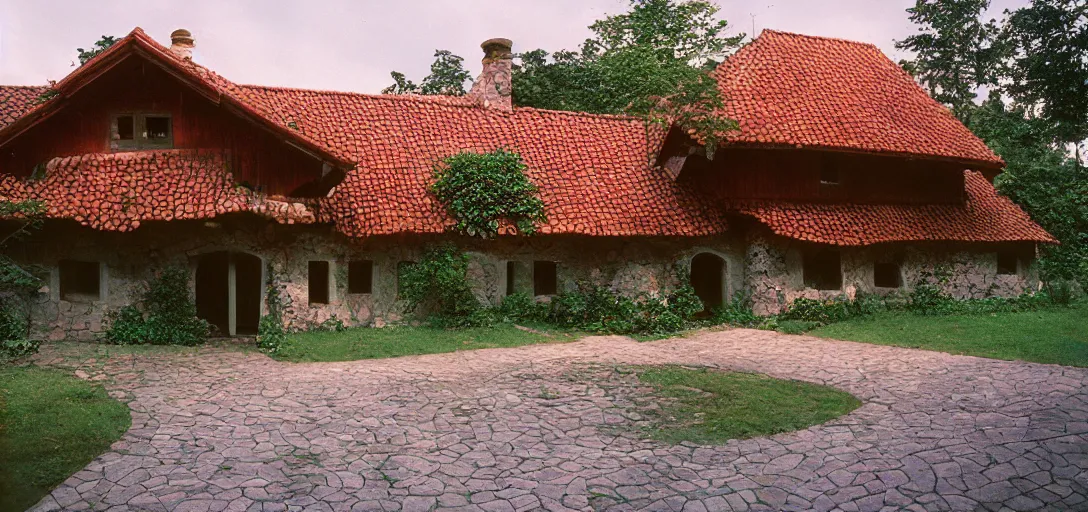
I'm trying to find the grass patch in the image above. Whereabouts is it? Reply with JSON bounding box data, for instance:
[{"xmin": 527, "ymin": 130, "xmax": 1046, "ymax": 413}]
[
  {"xmin": 810, "ymin": 304, "xmax": 1088, "ymax": 367},
  {"xmin": 634, "ymin": 365, "xmax": 860, "ymax": 444},
  {"xmin": 0, "ymin": 366, "xmax": 131, "ymax": 511},
  {"xmin": 273, "ymin": 322, "xmax": 583, "ymax": 362}
]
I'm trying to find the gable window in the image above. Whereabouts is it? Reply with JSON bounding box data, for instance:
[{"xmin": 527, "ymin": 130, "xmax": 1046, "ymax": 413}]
[
  {"xmin": 873, "ymin": 261, "xmax": 902, "ymax": 288},
  {"xmin": 997, "ymin": 251, "xmax": 1018, "ymax": 275},
  {"xmin": 534, "ymin": 261, "xmax": 557, "ymax": 296},
  {"xmin": 110, "ymin": 113, "xmax": 173, "ymax": 151},
  {"xmin": 348, "ymin": 260, "xmax": 373, "ymax": 294},
  {"xmin": 803, "ymin": 249, "xmax": 842, "ymax": 291},
  {"xmin": 308, "ymin": 261, "xmax": 330, "ymax": 304},
  {"xmin": 59, "ymin": 260, "xmax": 101, "ymax": 301}
]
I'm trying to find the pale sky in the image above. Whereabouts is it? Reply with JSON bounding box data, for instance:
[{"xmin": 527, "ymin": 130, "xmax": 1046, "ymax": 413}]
[{"xmin": 0, "ymin": 0, "xmax": 1029, "ymax": 93}]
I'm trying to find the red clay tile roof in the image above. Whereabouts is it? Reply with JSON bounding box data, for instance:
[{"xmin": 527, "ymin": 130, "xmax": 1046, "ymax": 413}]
[
  {"xmin": 0, "ymin": 86, "xmax": 47, "ymax": 128},
  {"xmin": 729, "ymin": 171, "xmax": 1056, "ymax": 246},
  {"xmin": 0, "ymin": 150, "xmax": 317, "ymax": 231},
  {"xmin": 238, "ymin": 86, "xmax": 727, "ymax": 236},
  {"xmin": 712, "ymin": 30, "xmax": 1003, "ymax": 167}
]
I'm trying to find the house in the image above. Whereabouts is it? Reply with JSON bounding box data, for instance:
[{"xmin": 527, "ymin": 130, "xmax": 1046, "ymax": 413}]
[{"xmin": 0, "ymin": 28, "xmax": 1054, "ymax": 340}]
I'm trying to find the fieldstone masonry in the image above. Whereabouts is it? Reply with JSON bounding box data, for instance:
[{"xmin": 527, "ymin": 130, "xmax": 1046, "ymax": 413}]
[{"xmin": 9, "ymin": 219, "xmax": 1043, "ymax": 340}]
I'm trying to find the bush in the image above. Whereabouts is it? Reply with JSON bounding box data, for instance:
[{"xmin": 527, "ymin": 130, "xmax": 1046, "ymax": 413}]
[
  {"xmin": 545, "ymin": 279, "xmax": 704, "ymax": 336},
  {"xmin": 431, "ymin": 149, "xmax": 547, "ymax": 237},
  {"xmin": 780, "ymin": 295, "xmax": 883, "ymax": 325},
  {"xmin": 709, "ymin": 292, "xmax": 761, "ymax": 327},
  {"xmin": 0, "ymin": 303, "xmax": 36, "ymax": 358},
  {"xmin": 497, "ymin": 293, "xmax": 549, "ymax": 322},
  {"xmin": 104, "ymin": 267, "xmax": 208, "ymax": 346},
  {"xmin": 399, "ymin": 244, "xmax": 481, "ymax": 322}
]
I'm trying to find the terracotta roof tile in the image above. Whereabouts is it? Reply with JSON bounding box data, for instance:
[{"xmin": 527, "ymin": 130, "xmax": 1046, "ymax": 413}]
[
  {"xmin": 729, "ymin": 171, "xmax": 1056, "ymax": 245},
  {"xmin": 0, "ymin": 150, "xmax": 317, "ymax": 231},
  {"xmin": 233, "ymin": 86, "xmax": 728, "ymax": 237},
  {"xmin": 713, "ymin": 30, "xmax": 1003, "ymax": 166},
  {"xmin": 0, "ymin": 86, "xmax": 46, "ymax": 128}
]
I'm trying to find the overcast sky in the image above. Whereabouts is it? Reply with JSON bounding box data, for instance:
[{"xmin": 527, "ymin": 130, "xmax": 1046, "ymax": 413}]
[{"xmin": 0, "ymin": 0, "xmax": 1029, "ymax": 93}]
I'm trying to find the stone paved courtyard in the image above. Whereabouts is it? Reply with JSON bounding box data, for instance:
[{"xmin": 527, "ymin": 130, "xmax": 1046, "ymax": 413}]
[{"xmin": 26, "ymin": 328, "xmax": 1088, "ymax": 512}]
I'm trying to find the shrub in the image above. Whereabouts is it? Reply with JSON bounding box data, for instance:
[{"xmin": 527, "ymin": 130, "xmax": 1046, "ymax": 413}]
[
  {"xmin": 398, "ymin": 244, "xmax": 482, "ymax": 323},
  {"xmin": 431, "ymin": 149, "xmax": 547, "ymax": 237},
  {"xmin": 105, "ymin": 266, "xmax": 208, "ymax": 346},
  {"xmin": 709, "ymin": 292, "xmax": 761, "ymax": 327},
  {"xmin": 0, "ymin": 302, "xmax": 36, "ymax": 358},
  {"xmin": 545, "ymin": 278, "xmax": 704, "ymax": 336},
  {"xmin": 497, "ymin": 293, "xmax": 549, "ymax": 322}
]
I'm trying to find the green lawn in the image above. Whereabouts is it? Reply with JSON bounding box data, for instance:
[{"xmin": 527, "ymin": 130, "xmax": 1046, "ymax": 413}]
[
  {"xmin": 274, "ymin": 323, "xmax": 583, "ymax": 362},
  {"xmin": 810, "ymin": 304, "xmax": 1088, "ymax": 367},
  {"xmin": 633, "ymin": 365, "xmax": 861, "ymax": 444},
  {"xmin": 0, "ymin": 366, "xmax": 131, "ymax": 512}
]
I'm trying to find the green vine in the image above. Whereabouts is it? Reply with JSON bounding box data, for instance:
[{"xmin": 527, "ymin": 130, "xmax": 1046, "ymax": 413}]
[
  {"xmin": 431, "ymin": 149, "xmax": 546, "ymax": 238},
  {"xmin": 256, "ymin": 263, "xmax": 288, "ymax": 354}
]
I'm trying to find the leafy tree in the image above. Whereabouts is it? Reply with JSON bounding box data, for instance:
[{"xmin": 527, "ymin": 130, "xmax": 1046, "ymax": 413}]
[
  {"xmin": 512, "ymin": 0, "xmax": 744, "ymax": 155},
  {"xmin": 895, "ymin": 0, "xmax": 1002, "ymax": 119},
  {"xmin": 0, "ymin": 200, "xmax": 46, "ymax": 356},
  {"xmin": 1002, "ymin": 0, "xmax": 1088, "ymax": 156},
  {"xmin": 383, "ymin": 50, "xmax": 472, "ymax": 95},
  {"xmin": 76, "ymin": 35, "xmax": 119, "ymax": 66},
  {"xmin": 970, "ymin": 94, "xmax": 1088, "ymax": 284}
]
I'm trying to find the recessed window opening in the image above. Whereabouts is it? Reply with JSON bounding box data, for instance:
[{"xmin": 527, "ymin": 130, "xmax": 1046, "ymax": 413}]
[
  {"xmin": 803, "ymin": 249, "xmax": 842, "ymax": 291},
  {"xmin": 59, "ymin": 260, "xmax": 100, "ymax": 300},
  {"xmin": 348, "ymin": 260, "xmax": 373, "ymax": 294},
  {"xmin": 111, "ymin": 113, "xmax": 173, "ymax": 151},
  {"xmin": 308, "ymin": 261, "xmax": 330, "ymax": 304},
  {"xmin": 533, "ymin": 261, "xmax": 557, "ymax": 296},
  {"xmin": 997, "ymin": 251, "xmax": 1018, "ymax": 275},
  {"xmin": 506, "ymin": 261, "xmax": 517, "ymax": 296},
  {"xmin": 873, "ymin": 261, "xmax": 901, "ymax": 288}
]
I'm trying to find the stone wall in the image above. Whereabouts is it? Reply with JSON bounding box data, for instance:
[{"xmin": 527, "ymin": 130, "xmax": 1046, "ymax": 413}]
[
  {"xmin": 9, "ymin": 217, "xmax": 744, "ymax": 341},
  {"xmin": 744, "ymin": 230, "xmax": 1041, "ymax": 315}
]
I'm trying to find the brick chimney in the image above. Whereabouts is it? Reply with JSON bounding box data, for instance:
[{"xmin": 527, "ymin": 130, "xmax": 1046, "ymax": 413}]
[
  {"xmin": 468, "ymin": 38, "xmax": 513, "ymax": 111},
  {"xmin": 170, "ymin": 29, "xmax": 195, "ymax": 60}
]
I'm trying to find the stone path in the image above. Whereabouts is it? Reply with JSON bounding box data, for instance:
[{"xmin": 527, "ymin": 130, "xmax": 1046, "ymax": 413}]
[{"xmin": 27, "ymin": 329, "xmax": 1088, "ymax": 511}]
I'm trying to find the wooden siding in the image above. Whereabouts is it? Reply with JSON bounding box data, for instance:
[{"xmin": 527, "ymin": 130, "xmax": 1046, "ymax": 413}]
[
  {"xmin": 680, "ymin": 147, "xmax": 968, "ymax": 204},
  {"xmin": 0, "ymin": 55, "xmax": 324, "ymax": 197}
]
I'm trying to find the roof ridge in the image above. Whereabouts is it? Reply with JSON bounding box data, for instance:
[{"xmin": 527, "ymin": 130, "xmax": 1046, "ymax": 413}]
[
  {"xmin": 238, "ymin": 83, "xmax": 648, "ymax": 122},
  {"xmin": 0, "ymin": 84, "xmax": 50, "ymax": 89},
  {"xmin": 759, "ymin": 29, "xmax": 882, "ymax": 51}
]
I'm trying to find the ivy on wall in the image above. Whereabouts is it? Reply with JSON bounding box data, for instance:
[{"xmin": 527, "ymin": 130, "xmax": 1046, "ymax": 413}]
[{"xmin": 431, "ymin": 149, "xmax": 546, "ymax": 238}]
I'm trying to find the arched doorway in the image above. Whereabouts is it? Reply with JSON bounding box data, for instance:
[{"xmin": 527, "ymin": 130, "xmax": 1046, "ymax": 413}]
[
  {"xmin": 690, "ymin": 253, "xmax": 726, "ymax": 313},
  {"xmin": 195, "ymin": 252, "xmax": 262, "ymax": 336}
]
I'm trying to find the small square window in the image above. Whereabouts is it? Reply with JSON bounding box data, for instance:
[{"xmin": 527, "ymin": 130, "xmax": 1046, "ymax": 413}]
[
  {"xmin": 874, "ymin": 262, "xmax": 901, "ymax": 288},
  {"xmin": 145, "ymin": 116, "xmax": 171, "ymax": 140},
  {"xmin": 820, "ymin": 166, "xmax": 840, "ymax": 185},
  {"xmin": 348, "ymin": 260, "xmax": 373, "ymax": 294},
  {"xmin": 59, "ymin": 260, "xmax": 100, "ymax": 300},
  {"xmin": 534, "ymin": 261, "xmax": 557, "ymax": 296},
  {"xmin": 308, "ymin": 261, "xmax": 330, "ymax": 304},
  {"xmin": 997, "ymin": 251, "xmax": 1018, "ymax": 275},
  {"xmin": 803, "ymin": 249, "xmax": 842, "ymax": 291},
  {"xmin": 116, "ymin": 115, "xmax": 134, "ymax": 141}
]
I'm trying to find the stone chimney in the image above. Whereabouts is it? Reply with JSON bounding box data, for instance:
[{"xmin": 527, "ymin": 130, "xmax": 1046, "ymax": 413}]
[
  {"xmin": 468, "ymin": 38, "xmax": 513, "ymax": 111},
  {"xmin": 169, "ymin": 29, "xmax": 195, "ymax": 60}
]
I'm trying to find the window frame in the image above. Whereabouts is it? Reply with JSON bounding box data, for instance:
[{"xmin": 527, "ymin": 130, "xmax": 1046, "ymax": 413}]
[
  {"xmin": 873, "ymin": 261, "xmax": 902, "ymax": 289},
  {"xmin": 996, "ymin": 251, "xmax": 1019, "ymax": 276},
  {"xmin": 802, "ymin": 248, "xmax": 843, "ymax": 291},
  {"xmin": 109, "ymin": 112, "xmax": 174, "ymax": 151},
  {"xmin": 307, "ymin": 260, "xmax": 332, "ymax": 305},
  {"xmin": 533, "ymin": 261, "xmax": 558, "ymax": 296},
  {"xmin": 58, "ymin": 259, "xmax": 103, "ymax": 302},
  {"xmin": 347, "ymin": 260, "xmax": 374, "ymax": 295}
]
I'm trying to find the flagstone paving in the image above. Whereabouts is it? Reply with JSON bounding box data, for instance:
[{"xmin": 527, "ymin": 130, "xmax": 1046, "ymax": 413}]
[{"xmin": 26, "ymin": 328, "xmax": 1088, "ymax": 511}]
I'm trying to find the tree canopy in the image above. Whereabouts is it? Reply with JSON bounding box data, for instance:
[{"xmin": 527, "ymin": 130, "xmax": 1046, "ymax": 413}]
[
  {"xmin": 76, "ymin": 35, "xmax": 118, "ymax": 66},
  {"xmin": 382, "ymin": 50, "xmax": 472, "ymax": 95},
  {"xmin": 899, "ymin": 0, "xmax": 1088, "ymax": 285}
]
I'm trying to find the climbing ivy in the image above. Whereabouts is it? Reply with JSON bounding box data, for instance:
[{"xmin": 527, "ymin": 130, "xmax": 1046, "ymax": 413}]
[
  {"xmin": 256, "ymin": 263, "xmax": 288, "ymax": 354},
  {"xmin": 431, "ymin": 149, "xmax": 546, "ymax": 238}
]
